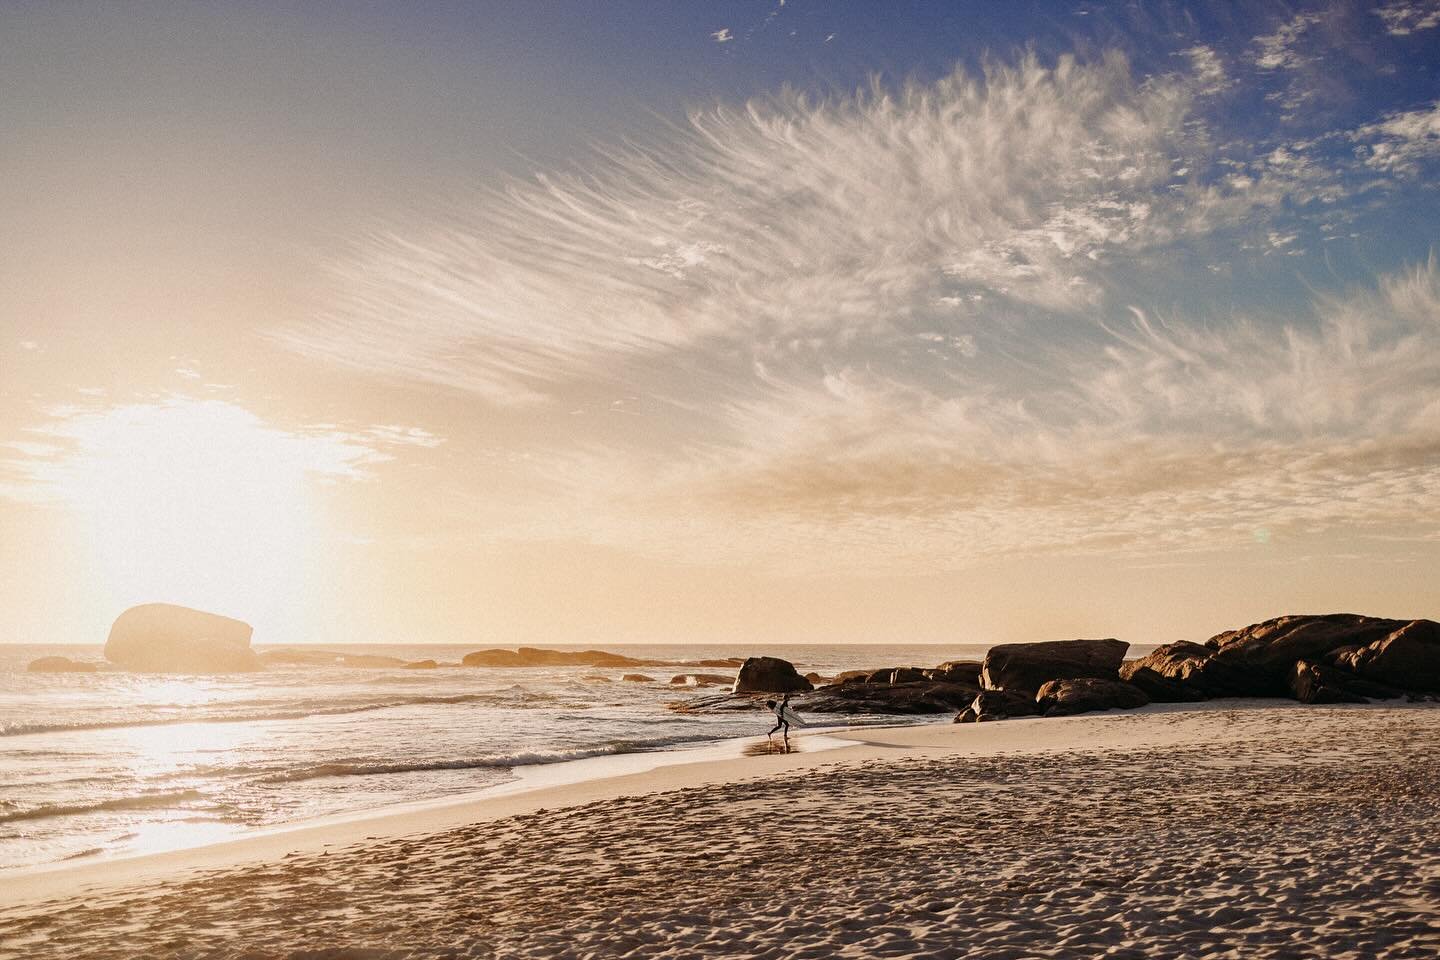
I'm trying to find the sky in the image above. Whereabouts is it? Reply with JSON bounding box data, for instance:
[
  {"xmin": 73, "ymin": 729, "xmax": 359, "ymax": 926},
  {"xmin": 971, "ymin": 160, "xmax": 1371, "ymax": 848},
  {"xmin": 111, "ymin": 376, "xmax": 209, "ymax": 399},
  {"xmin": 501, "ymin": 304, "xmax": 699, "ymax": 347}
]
[{"xmin": 2, "ymin": 1, "xmax": 1438, "ymax": 648}]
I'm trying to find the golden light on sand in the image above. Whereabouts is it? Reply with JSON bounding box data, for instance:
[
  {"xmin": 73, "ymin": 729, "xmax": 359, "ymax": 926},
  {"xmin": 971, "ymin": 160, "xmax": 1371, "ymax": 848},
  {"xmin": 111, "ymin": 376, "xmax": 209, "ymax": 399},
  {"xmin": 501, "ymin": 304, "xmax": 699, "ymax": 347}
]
[{"xmin": 28, "ymin": 397, "xmax": 379, "ymax": 641}]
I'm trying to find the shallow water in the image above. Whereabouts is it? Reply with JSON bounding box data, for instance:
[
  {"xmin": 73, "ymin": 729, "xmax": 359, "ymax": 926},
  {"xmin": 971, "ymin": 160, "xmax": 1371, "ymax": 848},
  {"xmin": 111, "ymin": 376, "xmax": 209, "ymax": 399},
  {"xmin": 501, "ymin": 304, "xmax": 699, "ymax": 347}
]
[{"xmin": 0, "ymin": 642, "xmax": 998, "ymax": 870}]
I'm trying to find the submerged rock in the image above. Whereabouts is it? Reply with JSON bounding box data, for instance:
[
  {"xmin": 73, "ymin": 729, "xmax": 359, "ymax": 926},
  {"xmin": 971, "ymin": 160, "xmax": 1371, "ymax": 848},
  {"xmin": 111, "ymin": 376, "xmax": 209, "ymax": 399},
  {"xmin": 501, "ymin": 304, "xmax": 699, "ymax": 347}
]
[
  {"xmin": 1035, "ymin": 678, "xmax": 1150, "ymax": 716},
  {"xmin": 403, "ymin": 659, "xmax": 439, "ymax": 670},
  {"xmin": 622, "ymin": 673, "xmax": 655, "ymax": 683},
  {"xmin": 27, "ymin": 656, "xmax": 99, "ymax": 673},
  {"xmin": 104, "ymin": 603, "xmax": 258, "ymax": 673},
  {"xmin": 670, "ymin": 673, "xmax": 734, "ymax": 687},
  {"xmin": 980, "ymin": 639, "xmax": 1129, "ymax": 695},
  {"xmin": 732, "ymin": 656, "xmax": 813, "ymax": 694}
]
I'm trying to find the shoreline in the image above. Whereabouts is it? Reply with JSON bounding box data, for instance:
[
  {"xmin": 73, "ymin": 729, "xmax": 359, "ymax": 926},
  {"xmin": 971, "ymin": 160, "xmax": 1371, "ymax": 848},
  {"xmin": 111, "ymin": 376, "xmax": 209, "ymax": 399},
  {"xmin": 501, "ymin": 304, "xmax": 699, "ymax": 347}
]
[
  {"xmin": 0, "ymin": 698, "xmax": 1347, "ymax": 909},
  {"xmin": 3, "ymin": 699, "xmax": 1436, "ymax": 959}
]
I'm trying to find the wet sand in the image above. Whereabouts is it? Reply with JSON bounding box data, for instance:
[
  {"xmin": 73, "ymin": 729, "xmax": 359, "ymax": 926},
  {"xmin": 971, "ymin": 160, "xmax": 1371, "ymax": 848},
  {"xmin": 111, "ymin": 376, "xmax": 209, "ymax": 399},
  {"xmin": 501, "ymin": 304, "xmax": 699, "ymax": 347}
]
[{"xmin": 2, "ymin": 701, "xmax": 1437, "ymax": 958}]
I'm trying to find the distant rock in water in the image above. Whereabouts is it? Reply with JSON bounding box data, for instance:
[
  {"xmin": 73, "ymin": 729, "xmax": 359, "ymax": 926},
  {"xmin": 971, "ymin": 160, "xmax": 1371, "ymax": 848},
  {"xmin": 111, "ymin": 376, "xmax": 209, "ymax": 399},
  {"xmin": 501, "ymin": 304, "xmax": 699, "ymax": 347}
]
[
  {"xmin": 622, "ymin": 674, "xmax": 655, "ymax": 683},
  {"xmin": 460, "ymin": 647, "xmax": 647, "ymax": 668},
  {"xmin": 403, "ymin": 659, "xmax": 439, "ymax": 670},
  {"xmin": 27, "ymin": 656, "xmax": 99, "ymax": 673},
  {"xmin": 980, "ymin": 639, "xmax": 1128, "ymax": 695},
  {"xmin": 105, "ymin": 603, "xmax": 258, "ymax": 673},
  {"xmin": 732, "ymin": 656, "xmax": 813, "ymax": 694}
]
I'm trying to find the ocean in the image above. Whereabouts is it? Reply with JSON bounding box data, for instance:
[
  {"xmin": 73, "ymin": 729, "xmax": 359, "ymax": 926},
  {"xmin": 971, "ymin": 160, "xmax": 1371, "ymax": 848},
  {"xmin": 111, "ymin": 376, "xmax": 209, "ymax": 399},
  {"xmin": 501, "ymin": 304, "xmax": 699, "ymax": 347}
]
[{"xmin": 0, "ymin": 642, "xmax": 994, "ymax": 872}]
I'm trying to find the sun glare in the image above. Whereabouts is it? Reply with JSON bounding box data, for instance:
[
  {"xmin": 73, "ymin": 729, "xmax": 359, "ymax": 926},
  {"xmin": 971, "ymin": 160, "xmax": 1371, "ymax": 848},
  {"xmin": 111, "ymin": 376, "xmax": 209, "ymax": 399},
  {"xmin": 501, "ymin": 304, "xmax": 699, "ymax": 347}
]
[{"xmin": 29, "ymin": 398, "xmax": 378, "ymax": 641}]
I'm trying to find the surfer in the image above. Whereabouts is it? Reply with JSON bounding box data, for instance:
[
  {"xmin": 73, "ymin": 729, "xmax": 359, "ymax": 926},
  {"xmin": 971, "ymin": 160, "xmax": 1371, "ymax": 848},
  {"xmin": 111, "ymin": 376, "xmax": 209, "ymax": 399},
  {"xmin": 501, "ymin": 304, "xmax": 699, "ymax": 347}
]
[{"xmin": 766, "ymin": 692, "xmax": 798, "ymax": 743}]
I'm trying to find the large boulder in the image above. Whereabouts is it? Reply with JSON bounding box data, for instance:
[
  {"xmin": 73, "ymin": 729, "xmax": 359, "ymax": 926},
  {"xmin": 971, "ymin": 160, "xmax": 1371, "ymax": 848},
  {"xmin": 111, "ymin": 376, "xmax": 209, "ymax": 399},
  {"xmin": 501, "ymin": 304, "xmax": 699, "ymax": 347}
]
[
  {"xmin": 1287, "ymin": 660, "xmax": 1403, "ymax": 704},
  {"xmin": 732, "ymin": 657, "xmax": 813, "ymax": 694},
  {"xmin": 104, "ymin": 603, "xmax": 258, "ymax": 673},
  {"xmin": 1204, "ymin": 614, "xmax": 1413, "ymax": 696},
  {"xmin": 1332, "ymin": 620, "xmax": 1440, "ymax": 691},
  {"xmin": 27, "ymin": 656, "xmax": 99, "ymax": 673},
  {"xmin": 1035, "ymin": 678, "xmax": 1150, "ymax": 716},
  {"xmin": 980, "ymin": 639, "xmax": 1129, "ymax": 694},
  {"xmin": 968, "ymin": 689, "xmax": 1039, "ymax": 722}
]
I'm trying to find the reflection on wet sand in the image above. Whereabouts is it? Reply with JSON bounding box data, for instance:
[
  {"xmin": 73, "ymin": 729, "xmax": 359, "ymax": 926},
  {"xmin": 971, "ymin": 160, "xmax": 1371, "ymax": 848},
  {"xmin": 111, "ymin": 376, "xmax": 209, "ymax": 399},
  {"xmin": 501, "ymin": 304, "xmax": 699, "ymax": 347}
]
[{"xmin": 742, "ymin": 738, "xmax": 803, "ymax": 756}]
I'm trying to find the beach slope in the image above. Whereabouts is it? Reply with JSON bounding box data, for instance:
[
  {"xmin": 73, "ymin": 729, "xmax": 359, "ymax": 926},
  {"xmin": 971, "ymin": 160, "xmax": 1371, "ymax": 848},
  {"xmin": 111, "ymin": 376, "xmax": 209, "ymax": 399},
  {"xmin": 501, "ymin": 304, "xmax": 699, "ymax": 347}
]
[{"xmin": 1, "ymin": 701, "xmax": 1437, "ymax": 959}]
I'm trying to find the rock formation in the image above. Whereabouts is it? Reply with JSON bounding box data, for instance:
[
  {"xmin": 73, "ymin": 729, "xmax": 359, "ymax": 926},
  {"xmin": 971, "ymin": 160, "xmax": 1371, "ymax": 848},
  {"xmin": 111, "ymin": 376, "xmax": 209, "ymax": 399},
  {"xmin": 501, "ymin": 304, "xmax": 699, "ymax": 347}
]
[
  {"xmin": 963, "ymin": 689, "xmax": 1039, "ymax": 722},
  {"xmin": 980, "ymin": 639, "xmax": 1129, "ymax": 694},
  {"xmin": 732, "ymin": 656, "xmax": 813, "ymax": 694},
  {"xmin": 1035, "ymin": 678, "xmax": 1150, "ymax": 716},
  {"xmin": 1332, "ymin": 619, "xmax": 1440, "ymax": 691},
  {"xmin": 104, "ymin": 603, "xmax": 259, "ymax": 673},
  {"xmin": 1288, "ymin": 660, "xmax": 1402, "ymax": 704},
  {"xmin": 27, "ymin": 656, "xmax": 99, "ymax": 673}
]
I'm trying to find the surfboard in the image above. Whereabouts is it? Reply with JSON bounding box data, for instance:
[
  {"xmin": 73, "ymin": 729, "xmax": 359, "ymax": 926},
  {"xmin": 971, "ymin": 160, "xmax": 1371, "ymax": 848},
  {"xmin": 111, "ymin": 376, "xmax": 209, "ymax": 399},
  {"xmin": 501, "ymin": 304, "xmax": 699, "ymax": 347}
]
[{"xmin": 779, "ymin": 704, "xmax": 807, "ymax": 727}]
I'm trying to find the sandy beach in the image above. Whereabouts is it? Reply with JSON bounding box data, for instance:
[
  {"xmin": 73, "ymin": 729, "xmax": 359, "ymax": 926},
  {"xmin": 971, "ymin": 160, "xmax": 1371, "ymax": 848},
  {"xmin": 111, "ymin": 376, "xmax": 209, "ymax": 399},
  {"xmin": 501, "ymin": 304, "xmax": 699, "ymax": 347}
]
[{"xmin": 2, "ymin": 700, "xmax": 1436, "ymax": 959}]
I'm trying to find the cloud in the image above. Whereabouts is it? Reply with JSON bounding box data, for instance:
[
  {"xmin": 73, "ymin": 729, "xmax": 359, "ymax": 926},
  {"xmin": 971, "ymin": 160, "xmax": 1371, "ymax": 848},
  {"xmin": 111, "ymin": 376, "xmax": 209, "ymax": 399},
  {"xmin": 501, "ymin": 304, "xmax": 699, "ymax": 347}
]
[
  {"xmin": 501, "ymin": 260, "xmax": 1440, "ymax": 574},
  {"xmin": 1354, "ymin": 101, "xmax": 1440, "ymax": 174},
  {"xmin": 1249, "ymin": 12, "xmax": 1324, "ymax": 71},
  {"xmin": 282, "ymin": 52, "xmax": 1234, "ymax": 403},
  {"xmin": 1375, "ymin": 0, "xmax": 1440, "ymax": 35}
]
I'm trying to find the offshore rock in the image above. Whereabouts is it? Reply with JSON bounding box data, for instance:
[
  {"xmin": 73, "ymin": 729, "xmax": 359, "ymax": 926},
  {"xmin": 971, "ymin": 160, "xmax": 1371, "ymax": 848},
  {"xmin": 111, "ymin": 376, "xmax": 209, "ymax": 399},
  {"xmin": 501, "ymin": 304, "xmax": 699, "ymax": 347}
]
[
  {"xmin": 104, "ymin": 603, "xmax": 258, "ymax": 673},
  {"xmin": 27, "ymin": 656, "xmax": 99, "ymax": 673}
]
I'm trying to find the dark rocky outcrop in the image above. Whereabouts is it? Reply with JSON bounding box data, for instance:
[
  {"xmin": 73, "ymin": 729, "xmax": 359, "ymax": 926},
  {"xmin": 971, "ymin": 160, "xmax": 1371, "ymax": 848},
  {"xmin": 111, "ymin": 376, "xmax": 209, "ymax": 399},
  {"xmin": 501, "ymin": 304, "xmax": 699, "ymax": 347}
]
[
  {"xmin": 1288, "ymin": 660, "xmax": 1403, "ymax": 704},
  {"xmin": 927, "ymin": 660, "xmax": 982, "ymax": 685},
  {"xmin": 105, "ymin": 603, "xmax": 259, "ymax": 673},
  {"xmin": 889, "ymin": 667, "xmax": 929, "ymax": 684},
  {"xmin": 1203, "ymin": 614, "xmax": 1414, "ymax": 696},
  {"xmin": 1332, "ymin": 620, "xmax": 1440, "ymax": 691},
  {"xmin": 27, "ymin": 656, "xmax": 99, "ymax": 673},
  {"xmin": 967, "ymin": 689, "xmax": 1039, "ymax": 722},
  {"xmin": 980, "ymin": 639, "xmax": 1129, "ymax": 695},
  {"xmin": 732, "ymin": 657, "xmax": 813, "ymax": 694},
  {"xmin": 831, "ymin": 670, "xmax": 872, "ymax": 685},
  {"xmin": 801, "ymin": 681, "xmax": 979, "ymax": 715},
  {"xmin": 1035, "ymin": 678, "xmax": 1150, "ymax": 717},
  {"xmin": 1118, "ymin": 643, "xmax": 1225, "ymax": 700}
]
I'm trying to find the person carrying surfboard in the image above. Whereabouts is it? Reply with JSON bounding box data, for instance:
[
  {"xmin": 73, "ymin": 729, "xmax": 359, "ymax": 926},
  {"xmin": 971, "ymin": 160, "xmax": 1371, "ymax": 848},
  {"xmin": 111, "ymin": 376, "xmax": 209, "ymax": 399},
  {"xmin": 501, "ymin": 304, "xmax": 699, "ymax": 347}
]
[{"xmin": 765, "ymin": 692, "xmax": 804, "ymax": 743}]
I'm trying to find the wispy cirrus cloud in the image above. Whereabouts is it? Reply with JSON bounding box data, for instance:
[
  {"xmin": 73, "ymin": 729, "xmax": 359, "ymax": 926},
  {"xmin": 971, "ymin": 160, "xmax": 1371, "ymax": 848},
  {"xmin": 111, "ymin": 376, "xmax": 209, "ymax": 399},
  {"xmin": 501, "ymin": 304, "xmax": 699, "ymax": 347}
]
[
  {"xmin": 273, "ymin": 46, "xmax": 1440, "ymax": 575},
  {"xmin": 521, "ymin": 260, "xmax": 1440, "ymax": 573},
  {"xmin": 1375, "ymin": 0, "xmax": 1440, "ymax": 35},
  {"xmin": 279, "ymin": 52, "xmax": 1230, "ymax": 404}
]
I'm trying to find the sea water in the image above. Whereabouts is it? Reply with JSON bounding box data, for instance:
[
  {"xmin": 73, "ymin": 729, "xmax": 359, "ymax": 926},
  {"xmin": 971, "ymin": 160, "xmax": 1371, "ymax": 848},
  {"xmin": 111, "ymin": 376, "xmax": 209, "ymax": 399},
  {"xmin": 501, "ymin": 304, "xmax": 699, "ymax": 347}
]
[{"xmin": 0, "ymin": 642, "xmax": 992, "ymax": 871}]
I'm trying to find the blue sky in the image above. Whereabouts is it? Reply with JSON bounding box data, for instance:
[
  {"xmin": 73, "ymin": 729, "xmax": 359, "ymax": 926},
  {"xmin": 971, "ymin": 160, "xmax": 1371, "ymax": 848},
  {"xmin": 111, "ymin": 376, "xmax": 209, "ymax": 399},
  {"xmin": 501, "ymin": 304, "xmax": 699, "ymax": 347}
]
[{"xmin": 2, "ymin": 1, "xmax": 1438, "ymax": 645}]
